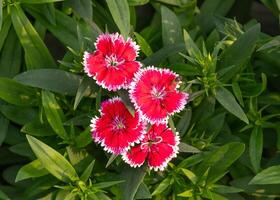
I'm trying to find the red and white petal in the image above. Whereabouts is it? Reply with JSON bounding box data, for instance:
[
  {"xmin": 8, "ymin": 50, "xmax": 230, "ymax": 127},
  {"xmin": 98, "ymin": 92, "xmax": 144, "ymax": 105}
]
[
  {"xmin": 83, "ymin": 51, "xmax": 106, "ymax": 78},
  {"xmin": 95, "ymin": 33, "xmax": 116, "ymax": 55},
  {"xmin": 122, "ymin": 145, "xmax": 148, "ymax": 168},
  {"xmin": 164, "ymin": 92, "xmax": 189, "ymax": 115}
]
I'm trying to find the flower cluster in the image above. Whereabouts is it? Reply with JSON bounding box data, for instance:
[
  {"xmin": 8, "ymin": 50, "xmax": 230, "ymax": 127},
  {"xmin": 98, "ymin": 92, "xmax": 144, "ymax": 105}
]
[{"xmin": 84, "ymin": 33, "xmax": 189, "ymax": 171}]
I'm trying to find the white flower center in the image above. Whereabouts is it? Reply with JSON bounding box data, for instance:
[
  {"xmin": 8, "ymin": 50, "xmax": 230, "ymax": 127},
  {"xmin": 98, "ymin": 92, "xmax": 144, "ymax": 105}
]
[
  {"xmin": 151, "ymin": 87, "xmax": 167, "ymax": 99},
  {"xmin": 140, "ymin": 136, "xmax": 163, "ymax": 150},
  {"xmin": 105, "ymin": 54, "xmax": 124, "ymax": 67},
  {"xmin": 113, "ymin": 116, "xmax": 125, "ymax": 130}
]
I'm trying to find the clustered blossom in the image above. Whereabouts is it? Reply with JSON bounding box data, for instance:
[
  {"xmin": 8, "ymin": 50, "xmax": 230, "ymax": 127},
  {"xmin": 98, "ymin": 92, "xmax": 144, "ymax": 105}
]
[{"xmin": 84, "ymin": 33, "xmax": 189, "ymax": 171}]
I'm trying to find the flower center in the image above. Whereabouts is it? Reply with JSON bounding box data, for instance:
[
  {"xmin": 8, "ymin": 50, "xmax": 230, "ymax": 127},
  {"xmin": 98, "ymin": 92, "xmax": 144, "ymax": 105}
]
[
  {"xmin": 105, "ymin": 54, "xmax": 124, "ymax": 67},
  {"xmin": 140, "ymin": 136, "xmax": 163, "ymax": 149},
  {"xmin": 151, "ymin": 87, "xmax": 166, "ymax": 100},
  {"xmin": 113, "ymin": 116, "xmax": 125, "ymax": 130}
]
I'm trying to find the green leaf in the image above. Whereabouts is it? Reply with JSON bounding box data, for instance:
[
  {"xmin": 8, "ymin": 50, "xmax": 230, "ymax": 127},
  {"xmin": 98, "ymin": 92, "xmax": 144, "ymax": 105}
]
[
  {"xmin": 178, "ymin": 189, "xmax": 193, "ymax": 197},
  {"xmin": 21, "ymin": 120, "xmax": 56, "ymax": 137},
  {"xmin": 196, "ymin": 142, "xmax": 245, "ymax": 184},
  {"xmin": 134, "ymin": 32, "xmax": 153, "ymax": 56},
  {"xmin": 14, "ymin": 69, "xmax": 83, "ymax": 96},
  {"xmin": 183, "ymin": 29, "xmax": 202, "ymax": 60},
  {"xmin": 135, "ymin": 183, "xmax": 151, "ymax": 199},
  {"xmin": 176, "ymin": 108, "xmax": 192, "ymax": 136},
  {"xmin": 198, "ymin": 0, "xmax": 235, "ymax": 34},
  {"xmin": 26, "ymin": 135, "xmax": 79, "ymax": 183},
  {"xmin": 232, "ymin": 81, "xmax": 244, "ymax": 107},
  {"xmin": 0, "ymin": 78, "xmax": 38, "ymax": 106},
  {"xmin": 0, "ymin": 113, "xmax": 9, "ymax": 145},
  {"xmin": 75, "ymin": 128, "xmax": 92, "ymax": 148},
  {"xmin": 212, "ymin": 184, "xmax": 243, "ymax": 194},
  {"xmin": 142, "ymin": 43, "xmax": 185, "ymax": 66},
  {"xmin": 10, "ymin": 4, "xmax": 56, "ymax": 69},
  {"xmin": 0, "ymin": 14, "xmax": 11, "ymax": 51},
  {"xmin": 19, "ymin": 0, "xmax": 64, "ymax": 3},
  {"xmin": 0, "ymin": 105, "xmax": 37, "ymax": 125},
  {"xmin": 152, "ymin": 177, "xmax": 170, "ymax": 196},
  {"xmin": 181, "ymin": 168, "xmax": 197, "ymax": 184},
  {"xmin": 219, "ymin": 24, "xmax": 260, "ymax": 82},
  {"xmin": 128, "ymin": 0, "xmax": 149, "ymax": 6},
  {"xmin": 42, "ymin": 90, "xmax": 68, "ymax": 140},
  {"xmin": 0, "ymin": 0, "xmax": 2, "ymax": 31},
  {"xmin": 0, "ymin": 189, "xmax": 9, "ymax": 200},
  {"xmin": 215, "ymin": 86, "xmax": 249, "ymax": 124},
  {"xmin": 95, "ymin": 180, "xmax": 124, "ymax": 189},
  {"xmin": 64, "ymin": 0, "xmax": 92, "ymax": 20},
  {"xmin": 179, "ymin": 142, "xmax": 200, "ymax": 153},
  {"xmin": 120, "ymin": 167, "xmax": 146, "ymax": 200},
  {"xmin": 9, "ymin": 142, "xmax": 34, "ymax": 158},
  {"xmin": 250, "ymin": 165, "xmax": 280, "ymax": 185},
  {"xmin": 15, "ymin": 159, "xmax": 49, "ymax": 182},
  {"xmin": 106, "ymin": 154, "xmax": 118, "ymax": 168},
  {"xmin": 80, "ymin": 160, "xmax": 95, "ymax": 182},
  {"xmin": 74, "ymin": 76, "xmax": 98, "ymax": 110},
  {"xmin": 106, "ymin": 0, "xmax": 130, "ymax": 38},
  {"xmin": 249, "ymin": 126, "xmax": 263, "ymax": 173},
  {"xmin": 161, "ymin": 5, "xmax": 183, "ymax": 63},
  {"xmin": 0, "ymin": 27, "xmax": 22, "ymax": 78}
]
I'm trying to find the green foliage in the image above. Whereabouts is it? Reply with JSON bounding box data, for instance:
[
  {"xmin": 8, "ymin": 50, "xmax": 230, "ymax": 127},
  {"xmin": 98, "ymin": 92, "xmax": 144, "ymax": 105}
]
[{"xmin": 0, "ymin": 0, "xmax": 279, "ymax": 199}]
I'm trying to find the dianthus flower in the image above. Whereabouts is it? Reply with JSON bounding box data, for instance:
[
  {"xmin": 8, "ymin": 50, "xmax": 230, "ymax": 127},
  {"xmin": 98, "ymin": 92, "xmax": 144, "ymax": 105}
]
[
  {"xmin": 129, "ymin": 67, "xmax": 189, "ymax": 124},
  {"xmin": 91, "ymin": 97, "xmax": 145, "ymax": 155},
  {"xmin": 83, "ymin": 33, "xmax": 141, "ymax": 91},
  {"xmin": 122, "ymin": 124, "xmax": 179, "ymax": 171}
]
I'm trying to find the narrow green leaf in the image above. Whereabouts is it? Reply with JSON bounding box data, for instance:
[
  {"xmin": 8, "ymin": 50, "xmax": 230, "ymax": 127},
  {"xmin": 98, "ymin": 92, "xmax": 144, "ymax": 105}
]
[
  {"xmin": 134, "ymin": 32, "xmax": 153, "ymax": 56},
  {"xmin": 0, "ymin": 0, "xmax": 2, "ymax": 31},
  {"xmin": 0, "ymin": 189, "xmax": 9, "ymax": 200},
  {"xmin": 42, "ymin": 90, "xmax": 68, "ymax": 140},
  {"xmin": 20, "ymin": 0, "xmax": 64, "ymax": 3},
  {"xmin": 74, "ymin": 76, "xmax": 98, "ymax": 110},
  {"xmin": 0, "ymin": 14, "xmax": 11, "ymax": 51},
  {"xmin": 75, "ymin": 128, "xmax": 92, "ymax": 148},
  {"xmin": 106, "ymin": 0, "xmax": 130, "ymax": 38},
  {"xmin": 0, "ymin": 27, "xmax": 22, "ymax": 77},
  {"xmin": 183, "ymin": 29, "xmax": 202, "ymax": 60},
  {"xmin": 64, "ymin": 0, "xmax": 92, "ymax": 20},
  {"xmin": 106, "ymin": 154, "xmax": 118, "ymax": 168},
  {"xmin": 14, "ymin": 69, "xmax": 83, "ymax": 96},
  {"xmin": 219, "ymin": 24, "xmax": 260, "ymax": 82},
  {"xmin": 212, "ymin": 184, "xmax": 243, "ymax": 194},
  {"xmin": 232, "ymin": 81, "xmax": 244, "ymax": 107},
  {"xmin": 179, "ymin": 142, "xmax": 200, "ymax": 153},
  {"xmin": 161, "ymin": 6, "xmax": 183, "ymax": 63},
  {"xmin": 0, "ymin": 78, "xmax": 38, "ymax": 106},
  {"xmin": 250, "ymin": 165, "xmax": 280, "ymax": 185},
  {"xmin": 176, "ymin": 108, "xmax": 192, "ymax": 136},
  {"xmin": 249, "ymin": 126, "xmax": 263, "ymax": 173},
  {"xmin": 26, "ymin": 135, "xmax": 79, "ymax": 183},
  {"xmin": 152, "ymin": 177, "xmax": 170, "ymax": 196},
  {"xmin": 0, "ymin": 113, "xmax": 9, "ymax": 145},
  {"xmin": 215, "ymin": 86, "xmax": 249, "ymax": 124},
  {"xmin": 135, "ymin": 183, "xmax": 151, "ymax": 199},
  {"xmin": 0, "ymin": 105, "xmax": 37, "ymax": 125},
  {"xmin": 181, "ymin": 168, "xmax": 197, "ymax": 184},
  {"xmin": 128, "ymin": 0, "xmax": 149, "ymax": 6},
  {"xmin": 195, "ymin": 142, "xmax": 245, "ymax": 184},
  {"xmin": 142, "ymin": 43, "xmax": 185, "ymax": 66},
  {"xmin": 80, "ymin": 160, "xmax": 95, "ymax": 182},
  {"xmin": 120, "ymin": 167, "xmax": 146, "ymax": 200},
  {"xmin": 9, "ymin": 142, "xmax": 34, "ymax": 158},
  {"xmin": 10, "ymin": 4, "xmax": 56, "ymax": 69},
  {"xmin": 95, "ymin": 180, "xmax": 124, "ymax": 189},
  {"xmin": 21, "ymin": 120, "xmax": 56, "ymax": 137},
  {"xmin": 15, "ymin": 159, "xmax": 49, "ymax": 182},
  {"xmin": 178, "ymin": 189, "xmax": 193, "ymax": 197},
  {"xmin": 198, "ymin": 0, "xmax": 235, "ymax": 34}
]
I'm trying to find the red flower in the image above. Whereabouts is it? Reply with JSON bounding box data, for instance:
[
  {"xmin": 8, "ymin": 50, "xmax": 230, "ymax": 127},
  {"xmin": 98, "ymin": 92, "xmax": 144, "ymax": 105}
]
[
  {"xmin": 83, "ymin": 33, "xmax": 141, "ymax": 91},
  {"xmin": 91, "ymin": 97, "xmax": 145, "ymax": 155},
  {"xmin": 129, "ymin": 67, "xmax": 189, "ymax": 124},
  {"xmin": 122, "ymin": 124, "xmax": 179, "ymax": 171}
]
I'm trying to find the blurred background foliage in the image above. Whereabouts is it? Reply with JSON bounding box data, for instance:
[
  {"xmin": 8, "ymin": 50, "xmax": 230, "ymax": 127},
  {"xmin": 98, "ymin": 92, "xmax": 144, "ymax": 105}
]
[{"xmin": 0, "ymin": 0, "xmax": 279, "ymax": 199}]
